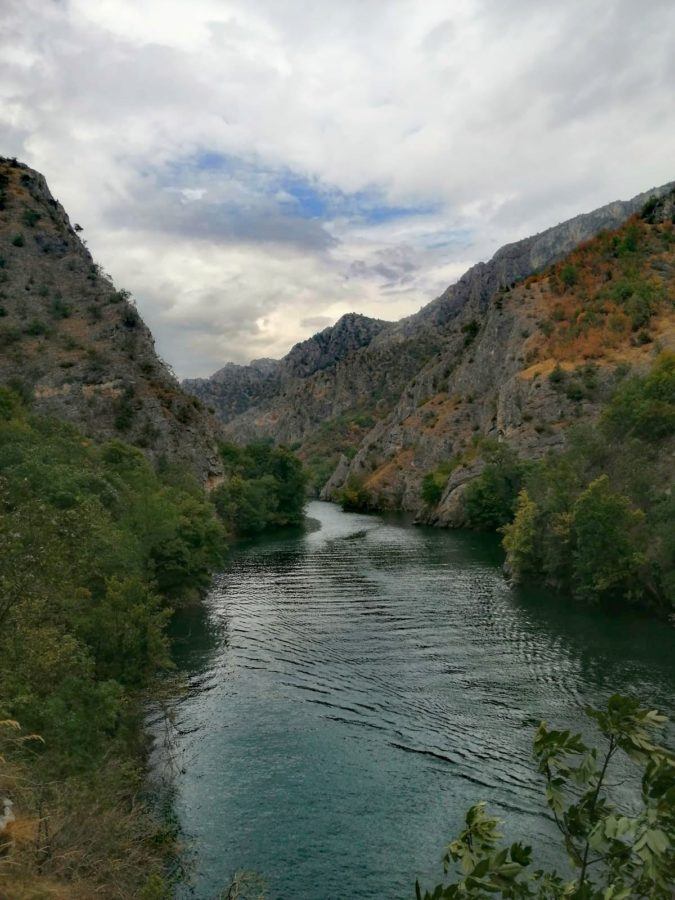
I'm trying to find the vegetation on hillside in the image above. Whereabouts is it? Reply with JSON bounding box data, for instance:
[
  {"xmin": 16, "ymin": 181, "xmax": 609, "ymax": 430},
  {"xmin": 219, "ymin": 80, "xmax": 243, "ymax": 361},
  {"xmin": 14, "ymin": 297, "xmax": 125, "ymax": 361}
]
[
  {"xmin": 213, "ymin": 441, "xmax": 307, "ymax": 535},
  {"xmin": 299, "ymin": 409, "xmax": 377, "ymax": 496},
  {"xmin": 0, "ymin": 391, "xmax": 306, "ymax": 897},
  {"xmin": 531, "ymin": 210, "xmax": 674, "ymax": 361},
  {"xmin": 444, "ymin": 354, "xmax": 674, "ymax": 614},
  {"xmin": 416, "ymin": 695, "xmax": 674, "ymax": 899},
  {"xmin": 502, "ymin": 353, "xmax": 674, "ymax": 613}
]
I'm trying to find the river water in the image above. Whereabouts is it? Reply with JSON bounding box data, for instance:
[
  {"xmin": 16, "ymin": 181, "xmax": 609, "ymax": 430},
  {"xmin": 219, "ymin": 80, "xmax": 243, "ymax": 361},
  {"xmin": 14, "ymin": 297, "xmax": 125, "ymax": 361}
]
[{"xmin": 156, "ymin": 501, "xmax": 674, "ymax": 899}]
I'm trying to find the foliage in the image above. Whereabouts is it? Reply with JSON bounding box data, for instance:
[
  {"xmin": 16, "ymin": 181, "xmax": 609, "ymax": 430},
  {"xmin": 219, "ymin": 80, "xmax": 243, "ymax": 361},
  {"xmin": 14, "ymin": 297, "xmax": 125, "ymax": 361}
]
[
  {"xmin": 462, "ymin": 443, "xmax": 531, "ymax": 530},
  {"xmin": 213, "ymin": 441, "xmax": 307, "ymax": 535},
  {"xmin": 339, "ymin": 476, "xmax": 374, "ymax": 512},
  {"xmin": 570, "ymin": 477, "xmax": 646, "ymax": 603},
  {"xmin": 0, "ymin": 390, "xmax": 227, "ymax": 894},
  {"xmin": 462, "ymin": 319, "xmax": 480, "ymax": 347},
  {"xmin": 421, "ymin": 459, "xmax": 459, "ymax": 507},
  {"xmin": 602, "ymin": 353, "xmax": 675, "ymax": 441},
  {"xmin": 416, "ymin": 695, "xmax": 674, "ymax": 899},
  {"xmin": 0, "ymin": 398, "xmax": 227, "ymax": 758},
  {"xmin": 422, "ymin": 472, "xmax": 444, "ymax": 506},
  {"xmin": 301, "ymin": 408, "xmax": 378, "ymax": 496},
  {"xmin": 502, "ymin": 354, "xmax": 674, "ymax": 612}
]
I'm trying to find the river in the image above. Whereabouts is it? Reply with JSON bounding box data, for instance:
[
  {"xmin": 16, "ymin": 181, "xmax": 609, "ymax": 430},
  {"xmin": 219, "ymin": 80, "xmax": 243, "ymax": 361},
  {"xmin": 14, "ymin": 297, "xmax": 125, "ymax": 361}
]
[{"xmin": 154, "ymin": 501, "xmax": 674, "ymax": 899}]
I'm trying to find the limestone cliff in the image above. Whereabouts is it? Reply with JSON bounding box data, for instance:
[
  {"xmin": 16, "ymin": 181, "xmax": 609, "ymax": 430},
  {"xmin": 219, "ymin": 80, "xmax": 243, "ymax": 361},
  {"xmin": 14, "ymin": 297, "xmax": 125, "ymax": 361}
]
[
  {"xmin": 324, "ymin": 188, "xmax": 675, "ymax": 521},
  {"xmin": 0, "ymin": 158, "xmax": 222, "ymax": 484},
  {"xmin": 189, "ymin": 181, "xmax": 673, "ymax": 504}
]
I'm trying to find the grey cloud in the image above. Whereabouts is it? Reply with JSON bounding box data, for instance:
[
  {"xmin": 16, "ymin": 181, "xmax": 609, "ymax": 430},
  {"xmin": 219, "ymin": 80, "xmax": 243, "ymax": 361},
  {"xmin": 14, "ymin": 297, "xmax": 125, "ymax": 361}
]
[{"xmin": 300, "ymin": 316, "xmax": 333, "ymax": 330}]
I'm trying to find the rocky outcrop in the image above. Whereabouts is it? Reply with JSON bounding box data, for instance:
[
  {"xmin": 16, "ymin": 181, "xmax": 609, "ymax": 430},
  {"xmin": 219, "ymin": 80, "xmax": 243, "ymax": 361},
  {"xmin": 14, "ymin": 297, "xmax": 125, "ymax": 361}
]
[
  {"xmin": 183, "ymin": 357, "xmax": 281, "ymax": 424},
  {"xmin": 323, "ymin": 189, "xmax": 675, "ymax": 521},
  {"xmin": 183, "ymin": 179, "xmax": 675, "ymax": 506},
  {"xmin": 0, "ymin": 158, "xmax": 223, "ymax": 484}
]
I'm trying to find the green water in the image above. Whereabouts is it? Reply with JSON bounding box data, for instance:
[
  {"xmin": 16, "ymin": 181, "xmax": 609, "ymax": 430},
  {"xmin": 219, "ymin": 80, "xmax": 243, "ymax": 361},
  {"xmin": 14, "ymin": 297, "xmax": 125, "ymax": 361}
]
[{"xmin": 155, "ymin": 501, "xmax": 674, "ymax": 899}]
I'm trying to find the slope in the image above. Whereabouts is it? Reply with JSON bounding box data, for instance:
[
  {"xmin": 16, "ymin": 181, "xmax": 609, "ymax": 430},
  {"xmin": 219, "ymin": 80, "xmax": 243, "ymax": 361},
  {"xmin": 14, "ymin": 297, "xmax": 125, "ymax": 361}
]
[{"xmin": 0, "ymin": 157, "xmax": 222, "ymax": 484}]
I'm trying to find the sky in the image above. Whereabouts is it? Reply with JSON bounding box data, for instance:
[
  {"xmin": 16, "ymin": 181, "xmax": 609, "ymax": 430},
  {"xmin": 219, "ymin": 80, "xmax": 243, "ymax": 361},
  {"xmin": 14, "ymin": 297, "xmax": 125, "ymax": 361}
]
[{"xmin": 1, "ymin": 1, "xmax": 674, "ymax": 378}]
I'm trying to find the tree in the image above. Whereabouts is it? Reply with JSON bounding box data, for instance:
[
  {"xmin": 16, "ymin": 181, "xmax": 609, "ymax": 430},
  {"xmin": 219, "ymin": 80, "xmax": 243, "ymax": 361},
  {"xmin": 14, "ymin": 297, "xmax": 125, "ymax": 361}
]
[
  {"xmin": 416, "ymin": 696, "xmax": 674, "ymax": 899},
  {"xmin": 570, "ymin": 476, "xmax": 645, "ymax": 603},
  {"xmin": 502, "ymin": 490, "xmax": 539, "ymax": 577},
  {"xmin": 463, "ymin": 444, "xmax": 529, "ymax": 530}
]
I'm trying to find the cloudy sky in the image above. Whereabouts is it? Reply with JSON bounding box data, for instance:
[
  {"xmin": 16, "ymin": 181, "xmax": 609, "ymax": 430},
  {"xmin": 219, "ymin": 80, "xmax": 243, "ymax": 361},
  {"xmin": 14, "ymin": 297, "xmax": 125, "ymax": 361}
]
[{"xmin": 1, "ymin": 0, "xmax": 673, "ymax": 377}]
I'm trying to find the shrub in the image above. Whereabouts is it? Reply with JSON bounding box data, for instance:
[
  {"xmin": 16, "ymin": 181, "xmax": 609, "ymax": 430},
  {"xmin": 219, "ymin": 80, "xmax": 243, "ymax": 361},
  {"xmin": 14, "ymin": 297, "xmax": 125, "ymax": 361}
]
[
  {"xmin": 548, "ymin": 363, "xmax": 565, "ymax": 385},
  {"xmin": 463, "ymin": 444, "xmax": 529, "ymax": 530},
  {"xmin": 461, "ymin": 319, "xmax": 480, "ymax": 347},
  {"xmin": 416, "ymin": 696, "xmax": 674, "ymax": 899},
  {"xmin": 11, "ymin": 233, "xmax": 24, "ymax": 247},
  {"xmin": 24, "ymin": 318, "xmax": 49, "ymax": 336},
  {"xmin": 22, "ymin": 208, "xmax": 41, "ymax": 228},
  {"xmin": 421, "ymin": 472, "xmax": 443, "ymax": 506},
  {"xmin": 560, "ymin": 263, "xmax": 578, "ymax": 288},
  {"xmin": 340, "ymin": 476, "xmax": 373, "ymax": 512},
  {"xmin": 50, "ymin": 296, "xmax": 71, "ymax": 319}
]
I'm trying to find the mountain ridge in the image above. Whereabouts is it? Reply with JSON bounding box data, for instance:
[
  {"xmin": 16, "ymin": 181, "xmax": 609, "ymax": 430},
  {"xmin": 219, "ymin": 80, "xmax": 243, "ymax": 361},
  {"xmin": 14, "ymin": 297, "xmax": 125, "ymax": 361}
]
[{"xmin": 184, "ymin": 179, "xmax": 674, "ymax": 499}]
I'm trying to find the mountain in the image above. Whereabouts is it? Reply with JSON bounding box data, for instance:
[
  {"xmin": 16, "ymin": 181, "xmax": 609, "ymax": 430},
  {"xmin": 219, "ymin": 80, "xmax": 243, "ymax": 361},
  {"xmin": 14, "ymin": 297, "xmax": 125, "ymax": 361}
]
[
  {"xmin": 326, "ymin": 190, "xmax": 675, "ymax": 521},
  {"xmin": 183, "ymin": 357, "xmax": 281, "ymax": 423},
  {"xmin": 0, "ymin": 157, "xmax": 223, "ymax": 484},
  {"xmin": 185, "ymin": 180, "xmax": 674, "ymax": 501}
]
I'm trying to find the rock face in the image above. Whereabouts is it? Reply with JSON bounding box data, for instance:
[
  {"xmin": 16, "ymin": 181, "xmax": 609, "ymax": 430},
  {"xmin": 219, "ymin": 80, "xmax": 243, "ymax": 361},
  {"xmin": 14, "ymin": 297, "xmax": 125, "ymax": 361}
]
[
  {"xmin": 183, "ymin": 313, "xmax": 390, "ymax": 431},
  {"xmin": 0, "ymin": 158, "xmax": 222, "ymax": 484},
  {"xmin": 184, "ymin": 179, "xmax": 675, "ymax": 507},
  {"xmin": 184, "ymin": 357, "xmax": 281, "ymax": 424},
  {"xmin": 324, "ymin": 187, "xmax": 675, "ymax": 521}
]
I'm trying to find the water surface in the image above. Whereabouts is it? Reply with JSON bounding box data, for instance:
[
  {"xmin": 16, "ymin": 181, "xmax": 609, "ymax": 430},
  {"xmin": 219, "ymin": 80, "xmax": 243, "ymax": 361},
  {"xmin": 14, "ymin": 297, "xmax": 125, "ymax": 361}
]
[{"xmin": 156, "ymin": 501, "xmax": 674, "ymax": 899}]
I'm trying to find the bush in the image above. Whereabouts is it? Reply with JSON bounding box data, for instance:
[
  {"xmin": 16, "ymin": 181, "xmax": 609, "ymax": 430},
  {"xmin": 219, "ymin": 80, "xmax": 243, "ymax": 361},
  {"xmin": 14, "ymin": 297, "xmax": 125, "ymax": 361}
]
[
  {"xmin": 560, "ymin": 263, "xmax": 578, "ymax": 288},
  {"xmin": 22, "ymin": 208, "xmax": 41, "ymax": 228},
  {"xmin": 416, "ymin": 696, "xmax": 674, "ymax": 899},
  {"xmin": 421, "ymin": 472, "xmax": 444, "ymax": 506},
  {"xmin": 340, "ymin": 476, "xmax": 373, "ymax": 512},
  {"xmin": 463, "ymin": 444, "xmax": 530, "ymax": 530},
  {"xmin": 213, "ymin": 442, "xmax": 307, "ymax": 535},
  {"xmin": 461, "ymin": 319, "xmax": 480, "ymax": 347},
  {"xmin": 50, "ymin": 296, "xmax": 71, "ymax": 319},
  {"xmin": 24, "ymin": 318, "xmax": 49, "ymax": 336}
]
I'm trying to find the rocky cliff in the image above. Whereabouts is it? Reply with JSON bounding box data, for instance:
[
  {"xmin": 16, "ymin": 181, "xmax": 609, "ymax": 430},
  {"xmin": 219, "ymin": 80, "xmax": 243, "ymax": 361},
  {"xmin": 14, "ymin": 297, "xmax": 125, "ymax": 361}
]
[
  {"xmin": 0, "ymin": 158, "xmax": 223, "ymax": 484},
  {"xmin": 188, "ymin": 180, "xmax": 673, "ymax": 504},
  {"xmin": 324, "ymin": 188, "xmax": 675, "ymax": 521}
]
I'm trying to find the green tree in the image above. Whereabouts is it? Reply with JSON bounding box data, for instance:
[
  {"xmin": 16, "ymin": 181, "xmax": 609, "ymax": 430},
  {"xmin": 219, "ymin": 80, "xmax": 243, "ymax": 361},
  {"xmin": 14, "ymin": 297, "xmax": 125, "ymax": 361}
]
[
  {"xmin": 602, "ymin": 352, "xmax": 675, "ymax": 442},
  {"xmin": 463, "ymin": 444, "xmax": 529, "ymax": 530},
  {"xmin": 422, "ymin": 472, "xmax": 444, "ymax": 506},
  {"xmin": 570, "ymin": 476, "xmax": 646, "ymax": 603},
  {"xmin": 416, "ymin": 696, "xmax": 674, "ymax": 899},
  {"xmin": 502, "ymin": 490, "xmax": 539, "ymax": 577}
]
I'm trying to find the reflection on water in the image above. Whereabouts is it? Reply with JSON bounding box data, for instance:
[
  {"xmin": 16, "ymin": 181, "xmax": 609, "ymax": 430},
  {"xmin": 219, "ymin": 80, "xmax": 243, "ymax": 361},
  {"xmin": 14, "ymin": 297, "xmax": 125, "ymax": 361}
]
[{"xmin": 154, "ymin": 501, "xmax": 674, "ymax": 899}]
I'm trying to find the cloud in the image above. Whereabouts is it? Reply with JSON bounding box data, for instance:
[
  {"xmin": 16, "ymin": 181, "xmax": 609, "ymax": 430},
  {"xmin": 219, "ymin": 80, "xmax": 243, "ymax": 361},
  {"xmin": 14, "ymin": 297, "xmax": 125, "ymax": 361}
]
[{"xmin": 0, "ymin": 0, "xmax": 673, "ymax": 376}]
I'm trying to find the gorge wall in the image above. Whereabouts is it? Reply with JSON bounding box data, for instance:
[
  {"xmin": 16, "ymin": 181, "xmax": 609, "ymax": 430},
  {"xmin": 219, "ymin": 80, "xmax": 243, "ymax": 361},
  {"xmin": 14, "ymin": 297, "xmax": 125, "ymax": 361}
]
[{"xmin": 184, "ymin": 181, "xmax": 675, "ymax": 509}]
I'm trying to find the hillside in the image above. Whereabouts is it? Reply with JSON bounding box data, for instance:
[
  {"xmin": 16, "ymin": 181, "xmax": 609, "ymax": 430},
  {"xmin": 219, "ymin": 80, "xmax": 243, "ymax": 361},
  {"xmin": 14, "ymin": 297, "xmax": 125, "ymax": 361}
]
[
  {"xmin": 0, "ymin": 157, "xmax": 222, "ymax": 484},
  {"xmin": 186, "ymin": 181, "xmax": 674, "ymax": 498},
  {"xmin": 326, "ymin": 194, "xmax": 675, "ymax": 522}
]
